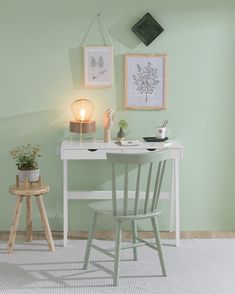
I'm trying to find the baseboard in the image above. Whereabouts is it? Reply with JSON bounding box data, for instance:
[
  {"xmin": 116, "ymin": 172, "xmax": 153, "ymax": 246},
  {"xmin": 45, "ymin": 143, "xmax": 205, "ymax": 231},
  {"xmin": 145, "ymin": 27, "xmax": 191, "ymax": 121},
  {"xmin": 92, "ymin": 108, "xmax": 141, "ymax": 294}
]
[{"xmin": 0, "ymin": 231, "xmax": 235, "ymax": 241}]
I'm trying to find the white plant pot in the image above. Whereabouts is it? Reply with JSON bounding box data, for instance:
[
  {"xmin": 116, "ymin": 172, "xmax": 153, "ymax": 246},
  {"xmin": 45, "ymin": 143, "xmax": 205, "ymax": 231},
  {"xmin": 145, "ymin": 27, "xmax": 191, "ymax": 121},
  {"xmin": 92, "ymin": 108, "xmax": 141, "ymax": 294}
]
[{"xmin": 17, "ymin": 169, "xmax": 40, "ymax": 182}]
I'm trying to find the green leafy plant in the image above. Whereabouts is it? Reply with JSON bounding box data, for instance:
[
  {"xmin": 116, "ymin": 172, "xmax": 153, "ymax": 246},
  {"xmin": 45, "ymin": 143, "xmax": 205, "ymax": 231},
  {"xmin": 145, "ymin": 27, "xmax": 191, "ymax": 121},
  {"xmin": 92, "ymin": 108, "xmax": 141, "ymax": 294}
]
[
  {"xmin": 118, "ymin": 119, "xmax": 128, "ymax": 130},
  {"xmin": 117, "ymin": 120, "xmax": 128, "ymax": 141},
  {"xmin": 9, "ymin": 144, "xmax": 41, "ymax": 170}
]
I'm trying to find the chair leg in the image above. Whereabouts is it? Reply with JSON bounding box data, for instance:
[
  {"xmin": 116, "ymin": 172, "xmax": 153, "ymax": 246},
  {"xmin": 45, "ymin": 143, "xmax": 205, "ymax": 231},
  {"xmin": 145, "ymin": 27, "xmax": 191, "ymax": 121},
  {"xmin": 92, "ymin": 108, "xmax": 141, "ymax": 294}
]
[
  {"xmin": 83, "ymin": 212, "xmax": 98, "ymax": 270},
  {"xmin": 8, "ymin": 196, "xmax": 23, "ymax": 254},
  {"xmin": 131, "ymin": 220, "xmax": 138, "ymax": 261},
  {"xmin": 113, "ymin": 220, "xmax": 122, "ymax": 286},
  {"xmin": 151, "ymin": 216, "xmax": 167, "ymax": 277}
]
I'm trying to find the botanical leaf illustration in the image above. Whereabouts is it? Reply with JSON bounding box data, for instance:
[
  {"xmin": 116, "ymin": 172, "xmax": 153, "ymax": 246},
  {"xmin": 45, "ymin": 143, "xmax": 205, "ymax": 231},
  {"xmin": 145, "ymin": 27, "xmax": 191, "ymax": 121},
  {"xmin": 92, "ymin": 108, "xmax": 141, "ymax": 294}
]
[
  {"xmin": 90, "ymin": 55, "xmax": 107, "ymax": 80},
  {"xmin": 132, "ymin": 62, "xmax": 159, "ymax": 102},
  {"xmin": 98, "ymin": 56, "xmax": 104, "ymax": 68},
  {"xmin": 90, "ymin": 56, "xmax": 97, "ymax": 67},
  {"xmin": 100, "ymin": 69, "xmax": 107, "ymax": 75}
]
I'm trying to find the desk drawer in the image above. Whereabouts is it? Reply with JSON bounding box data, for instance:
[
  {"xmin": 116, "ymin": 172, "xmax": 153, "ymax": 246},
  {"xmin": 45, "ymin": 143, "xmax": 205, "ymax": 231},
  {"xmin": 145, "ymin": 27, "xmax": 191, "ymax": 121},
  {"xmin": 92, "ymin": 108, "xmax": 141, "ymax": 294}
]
[
  {"xmin": 122, "ymin": 148, "xmax": 181, "ymax": 159},
  {"xmin": 63, "ymin": 149, "xmax": 121, "ymax": 160},
  {"xmin": 123, "ymin": 148, "xmax": 161, "ymax": 154}
]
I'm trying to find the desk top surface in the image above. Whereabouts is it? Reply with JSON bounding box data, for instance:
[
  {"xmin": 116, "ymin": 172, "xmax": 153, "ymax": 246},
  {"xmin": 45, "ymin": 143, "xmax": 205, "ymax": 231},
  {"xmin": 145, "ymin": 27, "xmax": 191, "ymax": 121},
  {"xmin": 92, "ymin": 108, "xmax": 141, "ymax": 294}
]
[{"xmin": 61, "ymin": 139, "xmax": 183, "ymax": 150}]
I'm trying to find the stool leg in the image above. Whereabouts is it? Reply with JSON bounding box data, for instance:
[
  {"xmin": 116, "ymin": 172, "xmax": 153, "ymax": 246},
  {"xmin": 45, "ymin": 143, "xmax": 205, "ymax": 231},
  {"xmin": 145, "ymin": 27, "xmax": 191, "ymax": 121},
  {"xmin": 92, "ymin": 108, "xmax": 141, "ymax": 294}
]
[
  {"xmin": 26, "ymin": 196, "xmax": 32, "ymax": 242},
  {"xmin": 36, "ymin": 195, "xmax": 55, "ymax": 251},
  {"xmin": 8, "ymin": 196, "xmax": 23, "ymax": 254}
]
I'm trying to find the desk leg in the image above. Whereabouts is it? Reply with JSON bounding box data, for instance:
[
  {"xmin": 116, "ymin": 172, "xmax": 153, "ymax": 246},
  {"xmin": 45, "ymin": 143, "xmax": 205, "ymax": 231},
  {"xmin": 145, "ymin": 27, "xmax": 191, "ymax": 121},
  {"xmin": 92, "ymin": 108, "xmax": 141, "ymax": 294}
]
[
  {"xmin": 63, "ymin": 159, "xmax": 68, "ymax": 247},
  {"xmin": 170, "ymin": 159, "xmax": 175, "ymax": 232},
  {"xmin": 174, "ymin": 159, "xmax": 180, "ymax": 246},
  {"xmin": 170, "ymin": 159, "xmax": 180, "ymax": 246}
]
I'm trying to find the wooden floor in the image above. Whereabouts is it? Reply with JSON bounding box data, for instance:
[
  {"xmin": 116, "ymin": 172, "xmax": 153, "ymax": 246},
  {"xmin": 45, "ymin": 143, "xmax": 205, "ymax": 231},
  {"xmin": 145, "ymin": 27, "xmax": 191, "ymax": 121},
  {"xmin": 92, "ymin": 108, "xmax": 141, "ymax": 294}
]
[{"xmin": 0, "ymin": 231, "xmax": 235, "ymax": 241}]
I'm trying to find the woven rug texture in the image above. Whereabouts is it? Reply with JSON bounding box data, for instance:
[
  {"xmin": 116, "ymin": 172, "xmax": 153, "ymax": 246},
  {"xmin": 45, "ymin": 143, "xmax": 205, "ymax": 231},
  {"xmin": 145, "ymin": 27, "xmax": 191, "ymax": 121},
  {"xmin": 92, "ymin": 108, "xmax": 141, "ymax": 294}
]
[{"xmin": 0, "ymin": 239, "xmax": 235, "ymax": 294}]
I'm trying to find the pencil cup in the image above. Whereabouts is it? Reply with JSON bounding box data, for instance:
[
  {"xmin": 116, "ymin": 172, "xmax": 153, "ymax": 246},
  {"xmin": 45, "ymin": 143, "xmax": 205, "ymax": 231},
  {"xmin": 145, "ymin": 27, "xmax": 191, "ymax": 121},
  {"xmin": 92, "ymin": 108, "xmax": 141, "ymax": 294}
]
[{"xmin": 156, "ymin": 127, "xmax": 171, "ymax": 139}]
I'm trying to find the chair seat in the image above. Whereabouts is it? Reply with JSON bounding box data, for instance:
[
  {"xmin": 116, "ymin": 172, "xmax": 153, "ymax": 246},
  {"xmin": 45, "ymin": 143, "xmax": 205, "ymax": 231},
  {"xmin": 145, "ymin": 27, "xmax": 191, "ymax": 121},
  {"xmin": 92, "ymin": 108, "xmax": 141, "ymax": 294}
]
[{"xmin": 89, "ymin": 199, "xmax": 161, "ymax": 217}]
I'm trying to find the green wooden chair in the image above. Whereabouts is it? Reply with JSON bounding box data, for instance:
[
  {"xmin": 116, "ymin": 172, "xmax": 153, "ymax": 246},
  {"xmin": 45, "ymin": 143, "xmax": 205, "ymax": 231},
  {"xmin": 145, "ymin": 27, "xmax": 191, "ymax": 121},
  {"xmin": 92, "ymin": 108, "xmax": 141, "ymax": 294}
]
[{"xmin": 83, "ymin": 150, "xmax": 169, "ymax": 286}]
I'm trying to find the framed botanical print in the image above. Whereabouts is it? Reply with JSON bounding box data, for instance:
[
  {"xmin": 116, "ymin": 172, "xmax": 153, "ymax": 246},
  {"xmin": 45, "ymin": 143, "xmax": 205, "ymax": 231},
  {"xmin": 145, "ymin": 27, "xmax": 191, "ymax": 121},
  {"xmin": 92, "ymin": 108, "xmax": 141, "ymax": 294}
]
[
  {"xmin": 84, "ymin": 46, "xmax": 113, "ymax": 88},
  {"xmin": 125, "ymin": 54, "xmax": 167, "ymax": 109}
]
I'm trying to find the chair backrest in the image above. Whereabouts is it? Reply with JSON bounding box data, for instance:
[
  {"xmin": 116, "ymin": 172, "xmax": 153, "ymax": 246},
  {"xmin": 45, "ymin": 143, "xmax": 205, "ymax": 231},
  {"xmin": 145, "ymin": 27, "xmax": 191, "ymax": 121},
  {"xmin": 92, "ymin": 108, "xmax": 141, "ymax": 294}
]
[{"xmin": 106, "ymin": 150, "xmax": 170, "ymax": 216}]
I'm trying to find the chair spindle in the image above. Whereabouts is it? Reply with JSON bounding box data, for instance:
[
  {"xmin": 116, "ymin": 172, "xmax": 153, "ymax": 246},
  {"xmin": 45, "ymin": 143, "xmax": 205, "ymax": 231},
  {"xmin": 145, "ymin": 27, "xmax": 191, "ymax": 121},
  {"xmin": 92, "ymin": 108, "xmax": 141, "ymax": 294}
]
[
  {"xmin": 123, "ymin": 164, "xmax": 128, "ymax": 216},
  {"xmin": 112, "ymin": 163, "xmax": 117, "ymax": 216},
  {"xmin": 134, "ymin": 164, "xmax": 141, "ymax": 215},
  {"xmin": 153, "ymin": 160, "xmax": 166, "ymax": 210},
  {"xmin": 151, "ymin": 162, "xmax": 162, "ymax": 211},
  {"xmin": 144, "ymin": 162, "xmax": 153, "ymax": 214}
]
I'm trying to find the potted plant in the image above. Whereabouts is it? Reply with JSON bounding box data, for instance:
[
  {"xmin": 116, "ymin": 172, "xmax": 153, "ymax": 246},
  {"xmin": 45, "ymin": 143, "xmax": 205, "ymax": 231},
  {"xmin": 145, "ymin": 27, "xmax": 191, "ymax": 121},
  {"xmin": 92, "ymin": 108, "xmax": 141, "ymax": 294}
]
[
  {"xmin": 9, "ymin": 144, "xmax": 41, "ymax": 182},
  {"xmin": 117, "ymin": 119, "xmax": 128, "ymax": 142}
]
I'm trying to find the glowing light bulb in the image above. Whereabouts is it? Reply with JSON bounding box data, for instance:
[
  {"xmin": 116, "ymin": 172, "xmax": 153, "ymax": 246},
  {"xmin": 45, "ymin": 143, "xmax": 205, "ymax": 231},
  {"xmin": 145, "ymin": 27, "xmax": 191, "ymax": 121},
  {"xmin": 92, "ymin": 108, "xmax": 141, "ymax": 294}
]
[
  {"xmin": 71, "ymin": 99, "xmax": 94, "ymax": 122},
  {"xmin": 80, "ymin": 109, "xmax": 85, "ymax": 122},
  {"xmin": 70, "ymin": 98, "xmax": 96, "ymax": 135}
]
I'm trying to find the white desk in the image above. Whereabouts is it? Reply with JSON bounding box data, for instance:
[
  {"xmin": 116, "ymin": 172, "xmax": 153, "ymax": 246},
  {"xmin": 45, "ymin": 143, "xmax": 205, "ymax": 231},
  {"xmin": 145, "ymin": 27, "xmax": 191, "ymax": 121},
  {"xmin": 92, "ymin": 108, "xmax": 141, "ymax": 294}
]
[{"xmin": 60, "ymin": 140, "xmax": 183, "ymax": 247}]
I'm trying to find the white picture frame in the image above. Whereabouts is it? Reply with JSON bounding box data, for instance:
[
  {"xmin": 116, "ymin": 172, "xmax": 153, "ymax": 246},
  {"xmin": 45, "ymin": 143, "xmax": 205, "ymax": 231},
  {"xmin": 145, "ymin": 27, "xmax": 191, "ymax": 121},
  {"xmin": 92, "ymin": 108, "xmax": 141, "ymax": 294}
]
[
  {"xmin": 125, "ymin": 54, "xmax": 167, "ymax": 109},
  {"xmin": 84, "ymin": 46, "xmax": 113, "ymax": 88}
]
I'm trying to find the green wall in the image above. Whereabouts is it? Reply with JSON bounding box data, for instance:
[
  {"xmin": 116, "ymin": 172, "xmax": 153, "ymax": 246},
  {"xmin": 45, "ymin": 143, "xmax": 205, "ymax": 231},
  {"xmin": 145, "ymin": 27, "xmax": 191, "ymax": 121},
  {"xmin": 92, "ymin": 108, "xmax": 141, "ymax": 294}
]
[{"xmin": 0, "ymin": 0, "xmax": 235, "ymax": 232}]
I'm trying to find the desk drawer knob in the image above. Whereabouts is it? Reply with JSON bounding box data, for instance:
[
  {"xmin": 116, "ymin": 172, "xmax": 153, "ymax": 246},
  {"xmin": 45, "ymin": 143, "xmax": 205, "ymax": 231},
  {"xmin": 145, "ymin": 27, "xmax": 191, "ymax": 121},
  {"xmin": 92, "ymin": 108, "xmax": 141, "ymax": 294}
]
[
  {"xmin": 88, "ymin": 149, "xmax": 98, "ymax": 152},
  {"xmin": 147, "ymin": 148, "xmax": 157, "ymax": 151}
]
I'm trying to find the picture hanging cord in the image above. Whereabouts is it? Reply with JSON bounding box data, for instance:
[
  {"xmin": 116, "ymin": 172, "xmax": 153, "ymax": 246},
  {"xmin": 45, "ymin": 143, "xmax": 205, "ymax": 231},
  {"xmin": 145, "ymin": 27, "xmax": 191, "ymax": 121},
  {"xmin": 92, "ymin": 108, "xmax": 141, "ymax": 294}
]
[{"xmin": 81, "ymin": 13, "xmax": 113, "ymax": 47}]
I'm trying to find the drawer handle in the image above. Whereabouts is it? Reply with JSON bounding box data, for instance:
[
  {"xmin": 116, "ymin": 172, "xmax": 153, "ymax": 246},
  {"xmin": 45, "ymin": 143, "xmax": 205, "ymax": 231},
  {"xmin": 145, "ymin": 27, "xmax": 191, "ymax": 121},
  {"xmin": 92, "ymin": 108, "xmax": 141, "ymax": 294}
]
[
  {"xmin": 147, "ymin": 148, "xmax": 157, "ymax": 151},
  {"xmin": 88, "ymin": 149, "xmax": 98, "ymax": 152}
]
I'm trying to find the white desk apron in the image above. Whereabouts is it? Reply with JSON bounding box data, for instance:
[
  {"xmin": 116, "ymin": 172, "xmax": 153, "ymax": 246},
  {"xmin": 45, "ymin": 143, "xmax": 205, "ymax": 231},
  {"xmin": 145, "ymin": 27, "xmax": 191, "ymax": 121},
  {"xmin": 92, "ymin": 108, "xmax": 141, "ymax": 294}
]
[{"xmin": 60, "ymin": 140, "xmax": 183, "ymax": 247}]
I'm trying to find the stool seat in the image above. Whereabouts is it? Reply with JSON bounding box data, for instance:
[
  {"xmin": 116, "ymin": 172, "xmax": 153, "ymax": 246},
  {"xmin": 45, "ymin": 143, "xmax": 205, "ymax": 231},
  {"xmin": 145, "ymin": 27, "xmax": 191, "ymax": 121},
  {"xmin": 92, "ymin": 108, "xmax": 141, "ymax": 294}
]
[
  {"xmin": 9, "ymin": 184, "xmax": 49, "ymax": 196},
  {"xmin": 7, "ymin": 176, "xmax": 55, "ymax": 254}
]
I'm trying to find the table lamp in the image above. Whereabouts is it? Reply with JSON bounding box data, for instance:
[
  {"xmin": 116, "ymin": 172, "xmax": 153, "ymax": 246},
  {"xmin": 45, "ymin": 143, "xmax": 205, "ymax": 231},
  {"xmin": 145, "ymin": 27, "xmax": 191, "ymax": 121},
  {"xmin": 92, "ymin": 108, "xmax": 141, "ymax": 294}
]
[{"xmin": 70, "ymin": 99, "xmax": 96, "ymax": 136}]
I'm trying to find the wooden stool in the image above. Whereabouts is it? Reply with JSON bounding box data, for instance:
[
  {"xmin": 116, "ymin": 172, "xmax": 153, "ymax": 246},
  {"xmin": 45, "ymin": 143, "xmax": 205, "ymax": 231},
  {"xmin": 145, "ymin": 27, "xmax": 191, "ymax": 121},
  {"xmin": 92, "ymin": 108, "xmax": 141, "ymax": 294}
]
[{"xmin": 7, "ymin": 176, "xmax": 55, "ymax": 254}]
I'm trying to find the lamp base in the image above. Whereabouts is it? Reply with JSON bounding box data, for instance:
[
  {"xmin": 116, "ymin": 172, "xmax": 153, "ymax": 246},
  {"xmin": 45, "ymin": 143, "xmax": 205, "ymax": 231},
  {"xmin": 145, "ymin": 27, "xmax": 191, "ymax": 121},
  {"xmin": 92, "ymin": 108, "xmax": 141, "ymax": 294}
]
[{"xmin": 70, "ymin": 121, "xmax": 96, "ymax": 133}]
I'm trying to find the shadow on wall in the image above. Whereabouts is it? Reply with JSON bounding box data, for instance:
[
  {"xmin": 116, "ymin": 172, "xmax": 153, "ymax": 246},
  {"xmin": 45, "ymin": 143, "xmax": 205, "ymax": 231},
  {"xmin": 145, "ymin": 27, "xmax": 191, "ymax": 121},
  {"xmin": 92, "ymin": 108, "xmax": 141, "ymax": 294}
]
[
  {"xmin": 0, "ymin": 110, "xmax": 66, "ymax": 230},
  {"xmin": 68, "ymin": 13, "xmax": 142, "ymax": 108},
  {"xmin": 114, "ymin": 54, "xmax": 125, "ymax": 111},
  {"xmin": 68, "ymin": 13, "xmax": 141, "ymax": 90},
  {"xmin": 68, "ymin": 47, "xmax": 84, "ymax": 90},
  {"xmin": 0, "ymin": 109, "xmax": 65, "ymax": 186},
  {"xmin": 0, "ymin": 110, "xmax": 64, "ymax": 146},
  {"xmin": 68, "ymin": 14, "xmax": 111, "ymax": 90},
  {"xmin": 109, "ymin": 14, "xmax": 141, "ymax": 49},
  {"xmin": 68, "ymin": 46, "xmax": 120, "ymax": 127}
]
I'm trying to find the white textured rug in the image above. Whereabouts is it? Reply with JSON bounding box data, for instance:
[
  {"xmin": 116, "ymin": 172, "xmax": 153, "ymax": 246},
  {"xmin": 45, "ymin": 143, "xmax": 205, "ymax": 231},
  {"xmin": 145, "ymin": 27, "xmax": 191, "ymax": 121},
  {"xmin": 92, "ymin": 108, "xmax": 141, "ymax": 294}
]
[{"xmin": 0, "ymin": 239, "xmax": 235, "ymax": 294}]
